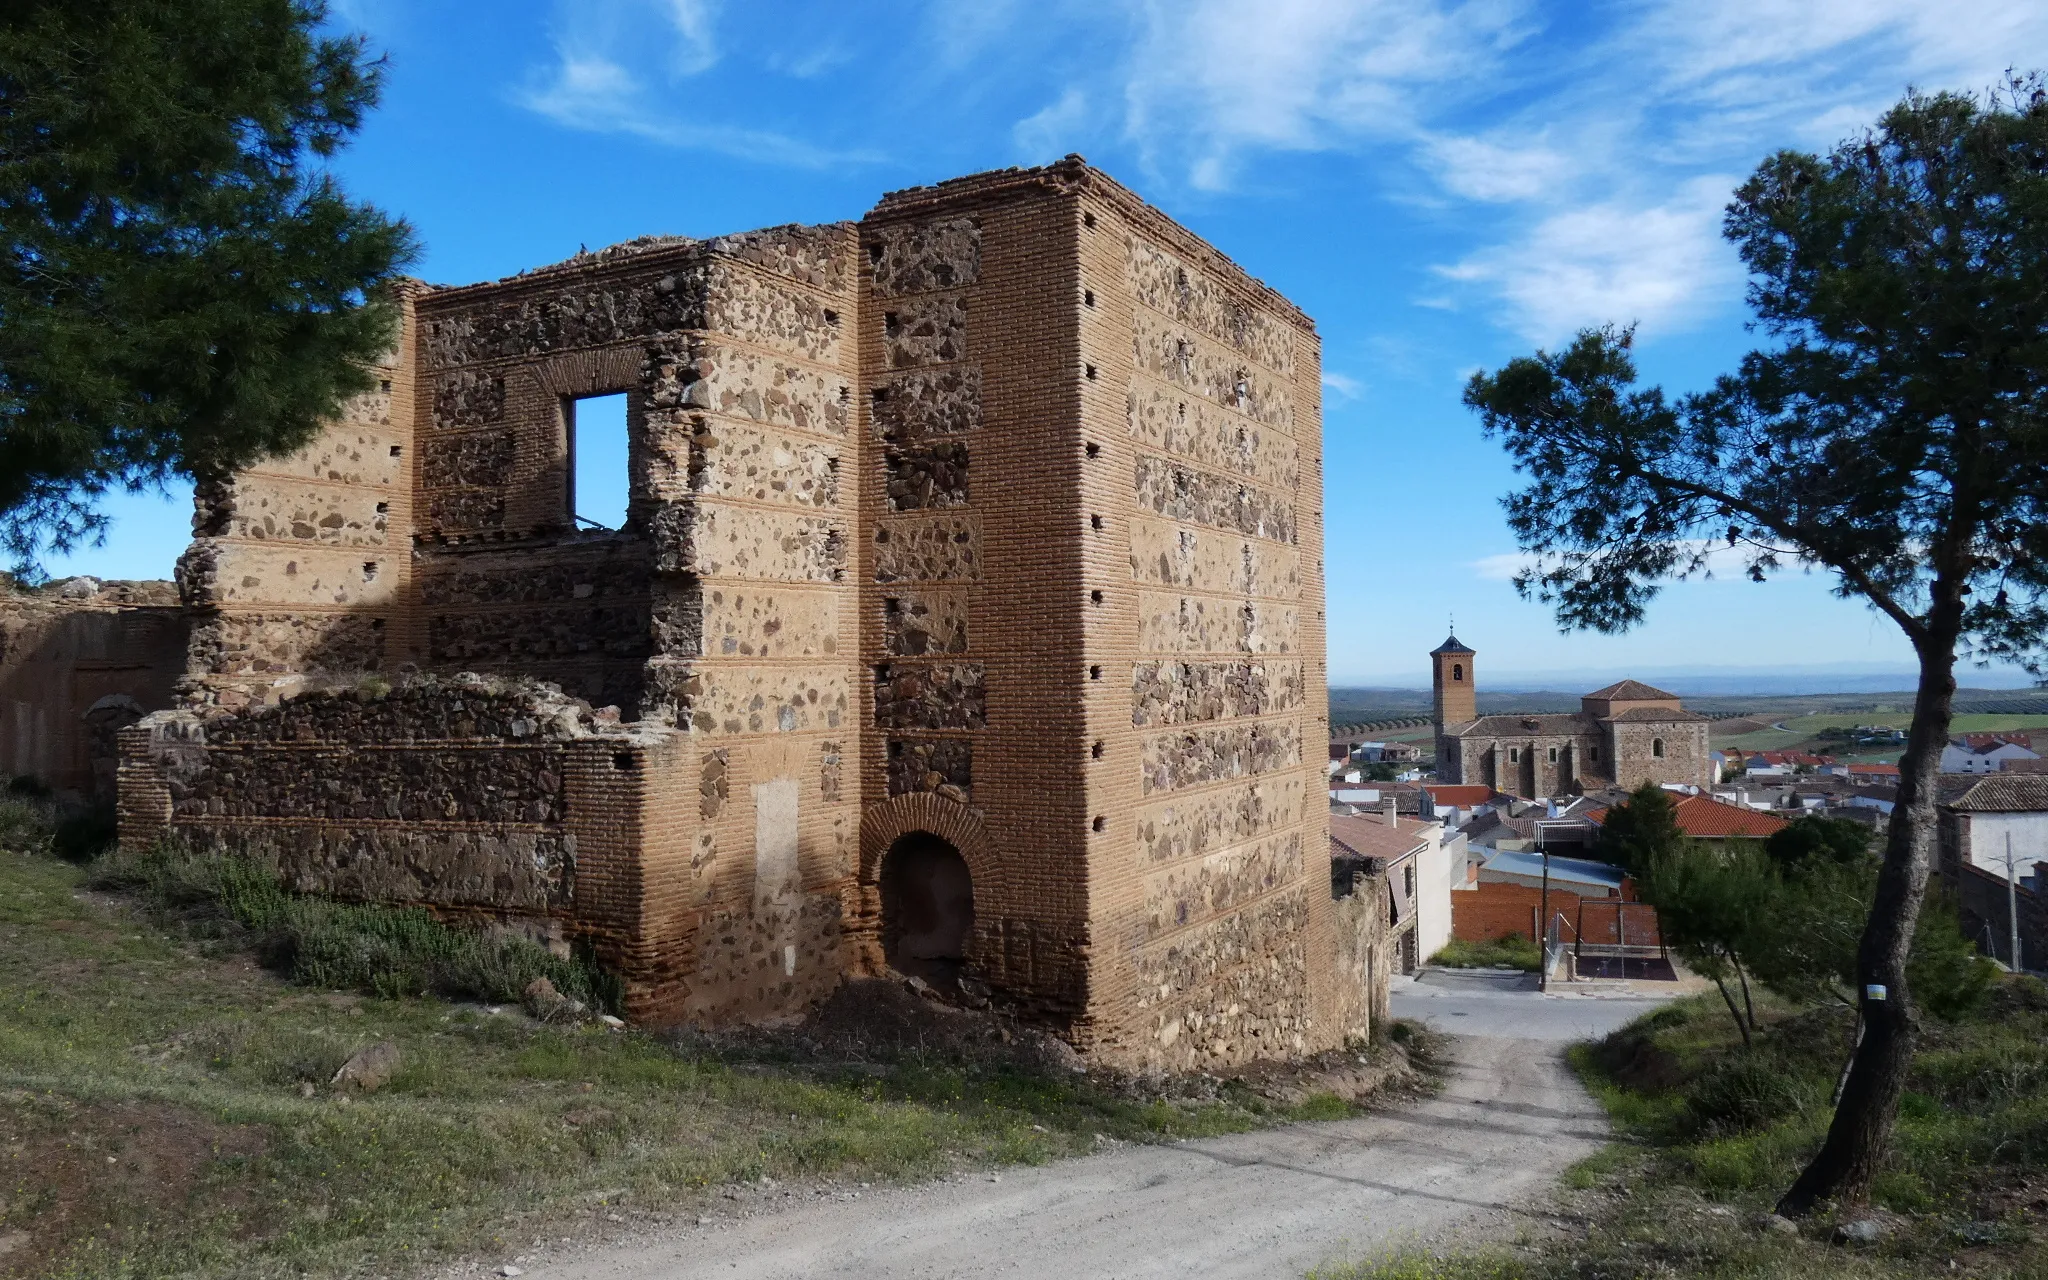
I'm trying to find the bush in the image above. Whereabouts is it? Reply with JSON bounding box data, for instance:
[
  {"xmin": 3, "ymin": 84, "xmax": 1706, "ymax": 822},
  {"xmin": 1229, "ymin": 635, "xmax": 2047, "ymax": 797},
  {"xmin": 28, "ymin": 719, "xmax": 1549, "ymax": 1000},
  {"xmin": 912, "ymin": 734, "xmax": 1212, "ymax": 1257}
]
[
  {"xmin": 1682, "ymin": 1054, "xmax": 1816, "ymax": 1136},
  {"xmin": 93, "ymin": 839, "xmax": 621, "ymax": 1012},
  {"xmin": 0, "ymin": 795, "xmax": 55, "ymax": 856}
]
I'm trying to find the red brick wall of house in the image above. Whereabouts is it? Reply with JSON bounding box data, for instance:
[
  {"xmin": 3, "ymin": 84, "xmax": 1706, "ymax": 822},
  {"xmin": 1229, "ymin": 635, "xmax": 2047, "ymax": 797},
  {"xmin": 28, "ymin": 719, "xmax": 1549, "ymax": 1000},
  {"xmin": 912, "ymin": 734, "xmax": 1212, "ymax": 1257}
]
[
  {"xmin": 1453, "ymin": 883, "xmax": 1661, "ymax": 947},
  {"xmin": 1454, "ymin": 883, "xmax": 1594, "ymax": 943}
]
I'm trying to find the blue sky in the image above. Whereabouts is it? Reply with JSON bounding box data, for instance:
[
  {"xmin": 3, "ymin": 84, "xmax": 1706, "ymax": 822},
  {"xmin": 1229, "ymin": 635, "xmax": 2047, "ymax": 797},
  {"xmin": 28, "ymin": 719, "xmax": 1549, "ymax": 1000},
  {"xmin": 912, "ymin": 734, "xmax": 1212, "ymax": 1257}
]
[{"xmin": 51, "ymin": 0, "xmax": 2045, "ymax": 688}]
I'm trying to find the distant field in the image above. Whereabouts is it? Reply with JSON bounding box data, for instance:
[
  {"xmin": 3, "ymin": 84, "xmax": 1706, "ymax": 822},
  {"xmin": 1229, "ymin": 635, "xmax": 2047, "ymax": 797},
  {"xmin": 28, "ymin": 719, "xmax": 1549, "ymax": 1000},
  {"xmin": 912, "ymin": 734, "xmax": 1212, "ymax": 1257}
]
[{"xmin": 1713, "ymin": 711, "xmax": 2048, "ymax": 756}]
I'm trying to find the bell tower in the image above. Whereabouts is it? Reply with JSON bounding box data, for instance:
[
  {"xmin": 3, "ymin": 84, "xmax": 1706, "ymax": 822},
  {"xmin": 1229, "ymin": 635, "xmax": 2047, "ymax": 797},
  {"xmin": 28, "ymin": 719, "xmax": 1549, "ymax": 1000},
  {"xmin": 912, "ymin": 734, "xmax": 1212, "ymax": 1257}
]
[{"xmin": 1431, "ymin": 633, "xmax": 1476, "ymax": 782}]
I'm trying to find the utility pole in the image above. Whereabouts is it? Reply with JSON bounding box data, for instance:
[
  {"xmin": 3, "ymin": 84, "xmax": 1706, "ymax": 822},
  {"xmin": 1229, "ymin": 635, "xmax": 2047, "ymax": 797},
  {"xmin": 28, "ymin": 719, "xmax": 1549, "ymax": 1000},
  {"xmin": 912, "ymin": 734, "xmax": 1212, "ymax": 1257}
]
[
  {"xmin": 2009, "ymin": 832, "xmax": 2023, "ymax": 973},
  {"xmin": 1537, "ymin": 822, "xmax": 1551, "ymax": 992}
]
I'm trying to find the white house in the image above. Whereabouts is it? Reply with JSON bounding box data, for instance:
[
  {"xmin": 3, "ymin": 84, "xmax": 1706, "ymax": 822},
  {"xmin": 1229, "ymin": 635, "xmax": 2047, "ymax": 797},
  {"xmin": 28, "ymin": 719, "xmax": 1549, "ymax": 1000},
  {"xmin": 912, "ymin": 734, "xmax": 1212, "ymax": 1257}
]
[
  {"xmin": 1330, "ymin": 806, "xmax": 1463, "ymax": 972},
  {"xmin": 1940, "ymin": 776, "xmax": 2048, "ymax": 877},
  {"xmin": 1942, "ymin": 740, "xmax": 2040, "ymax": 775}
]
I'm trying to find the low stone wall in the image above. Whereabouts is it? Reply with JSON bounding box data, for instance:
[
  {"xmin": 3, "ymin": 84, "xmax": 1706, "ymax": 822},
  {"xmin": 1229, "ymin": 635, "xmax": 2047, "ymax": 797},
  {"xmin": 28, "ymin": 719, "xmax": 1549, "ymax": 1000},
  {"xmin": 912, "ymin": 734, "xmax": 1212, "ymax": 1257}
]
[{"xmin": 117, "ymin": 676, "xmax": 691, "ymax": 1011}]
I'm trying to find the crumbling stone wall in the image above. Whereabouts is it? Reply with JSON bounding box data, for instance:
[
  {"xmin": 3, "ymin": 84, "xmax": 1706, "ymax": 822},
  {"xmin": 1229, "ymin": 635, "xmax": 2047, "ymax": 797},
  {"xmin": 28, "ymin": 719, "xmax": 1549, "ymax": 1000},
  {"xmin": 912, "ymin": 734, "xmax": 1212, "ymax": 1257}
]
[{"xmin": 119, "ymin": 679, "xmax": 656, "ymax": 943}]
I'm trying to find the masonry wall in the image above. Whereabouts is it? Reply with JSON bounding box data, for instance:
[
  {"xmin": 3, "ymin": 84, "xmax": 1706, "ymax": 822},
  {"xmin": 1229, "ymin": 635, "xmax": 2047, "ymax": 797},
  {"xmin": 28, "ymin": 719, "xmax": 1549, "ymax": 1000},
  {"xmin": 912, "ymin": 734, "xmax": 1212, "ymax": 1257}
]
[
  {"xmin": 1457, "ymin": 732, "xmax": 1596, "ymax": 799},
  {"xmin": 401, "ymin": 228, "xmax": 867, "ymax": 1022},
  {"xmin": 1606, "ymin": 719, "xmax": 1711, "ymax": 791},
  {"xmin": 849, "ymin": 180, "xmax": 1094, "ymax": 1026},
  {"xmin": 1, "ymin": 581, "xmax": 187, "ymax": 799},
  {"xmin": 1086, "ymin": 171, "xmax": 1330, "ymax": 1072},
  {"xmin": 115, "ymin": 158, "xmax": 1352, "ymax": 1064},
  {"xmin": 115, "ymin": 680, "xmax": 699, "ymax": 1006},
  {"xmin": 179, "ymin": 290, "xmax": 420, "ymax": 710}
]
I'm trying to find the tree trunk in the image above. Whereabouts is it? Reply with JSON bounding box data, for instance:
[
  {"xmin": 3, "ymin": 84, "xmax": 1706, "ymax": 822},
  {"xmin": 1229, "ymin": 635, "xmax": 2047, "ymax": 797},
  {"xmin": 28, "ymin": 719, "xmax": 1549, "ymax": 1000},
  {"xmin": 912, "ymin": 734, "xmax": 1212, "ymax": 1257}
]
[
  {"xmin": 1776, "ymin": 631, "xmax": 1958, "ymax": 1216},
  {"xmin": 1734, "ymin": 953, "xmax": 1758, "ymax": 1030},
  {"xmin": 1712, "ymin": 968, "xmax": 1753, "ymax": 1050}
]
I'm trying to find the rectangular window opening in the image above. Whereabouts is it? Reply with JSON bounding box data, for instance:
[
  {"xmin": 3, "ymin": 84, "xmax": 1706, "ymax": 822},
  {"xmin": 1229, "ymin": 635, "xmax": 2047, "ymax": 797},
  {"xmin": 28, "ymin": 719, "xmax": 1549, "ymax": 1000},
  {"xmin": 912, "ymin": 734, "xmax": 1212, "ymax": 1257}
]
[{"xmin": 568, "ymin": 393, "xmax": 631, "ymax": 531}]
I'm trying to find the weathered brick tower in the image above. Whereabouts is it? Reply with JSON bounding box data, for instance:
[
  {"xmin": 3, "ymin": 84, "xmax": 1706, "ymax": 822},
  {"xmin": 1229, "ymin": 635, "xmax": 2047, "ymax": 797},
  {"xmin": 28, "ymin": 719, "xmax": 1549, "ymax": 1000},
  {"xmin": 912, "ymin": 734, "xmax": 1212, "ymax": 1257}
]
[
  {"xmin": 116, "ymin": 158, "xmax": 1362, "ymax": 1072},
  {"xmin": 1430, "ymin": 633, "xmax": 1475, "ymax": 777}
]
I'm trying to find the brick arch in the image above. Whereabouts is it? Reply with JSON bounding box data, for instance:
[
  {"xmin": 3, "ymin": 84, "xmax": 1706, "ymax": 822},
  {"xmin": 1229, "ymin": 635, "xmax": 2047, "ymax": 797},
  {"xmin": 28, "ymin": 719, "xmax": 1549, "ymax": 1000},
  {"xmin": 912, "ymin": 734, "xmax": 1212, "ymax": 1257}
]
[
  {"xmin": 851, "ymin": 793, "xmax": 994, "ymax": 976},
  {"xmin": 858, "ymin": 792, "xmax": 994, "ymax": 887}
]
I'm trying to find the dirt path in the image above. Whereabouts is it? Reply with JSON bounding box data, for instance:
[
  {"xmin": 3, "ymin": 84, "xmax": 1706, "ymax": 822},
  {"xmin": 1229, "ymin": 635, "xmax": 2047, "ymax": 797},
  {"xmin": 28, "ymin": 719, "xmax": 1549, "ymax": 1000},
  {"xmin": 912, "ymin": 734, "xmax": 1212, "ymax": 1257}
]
[{"xmin": 529, "ymin": 980, "xmax": 1640, "ymax": 1280}]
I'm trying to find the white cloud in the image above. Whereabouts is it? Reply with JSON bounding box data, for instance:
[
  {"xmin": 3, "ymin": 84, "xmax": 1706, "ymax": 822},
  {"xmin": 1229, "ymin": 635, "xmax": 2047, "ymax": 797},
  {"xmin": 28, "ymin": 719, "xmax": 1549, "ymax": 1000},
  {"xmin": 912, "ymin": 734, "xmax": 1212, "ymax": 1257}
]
[
  {"xmin": 1419, "ymin": 132, "xmax": 1572, "ymax": 203},
  {"xmin": 517, "ymin": 0, "xmax": 869, "ymax": 168},
  {"xmin": 1436, "ymin": 175, "xmax": 1744, "ymax": 343},
  {"xmin": 1118, "ymin": 0, "xmax": 1529, "ymax": 188},
  {"xmin": 1472, "ymin": 540, "xmax": 1778, "ymax": 584},
  {"xmin": 1014, "ymin": 88, "xmax": 1092, "ymax": 162},
  {"xmin": 659, "ymin": 0, "xmax": 720, "ymax": 76},
  {"xmin": 1092, "ymin": 0, "xmax": 2048, "ymax": 338},
  {"xmin": 1321, "ymin": 371, "xmax": 1364, "ymax": 399}
]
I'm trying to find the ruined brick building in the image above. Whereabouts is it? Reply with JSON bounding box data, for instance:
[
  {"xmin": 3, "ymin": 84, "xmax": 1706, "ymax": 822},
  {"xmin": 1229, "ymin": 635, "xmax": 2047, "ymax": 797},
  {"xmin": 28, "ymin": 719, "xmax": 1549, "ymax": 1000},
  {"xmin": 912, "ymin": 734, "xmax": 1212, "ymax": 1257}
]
[
  {"xmin": 1431, "ymin": 636, "xmax": 1711, "ymax": 796},
  {"xmin": 79, "ymin": 158, "xmax": 1379, "ymax": 1072}
]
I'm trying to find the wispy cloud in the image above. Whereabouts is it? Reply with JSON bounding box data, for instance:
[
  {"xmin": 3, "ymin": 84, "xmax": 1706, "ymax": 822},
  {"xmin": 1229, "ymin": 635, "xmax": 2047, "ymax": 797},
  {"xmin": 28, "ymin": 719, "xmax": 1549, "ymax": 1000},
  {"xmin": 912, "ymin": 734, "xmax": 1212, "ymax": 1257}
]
[
  {"xmin": 1086, "ymin": 0, "xmax": 2048, "ymax": 338},
  {"xmin": 1118, "ymin": 0, "xmax": 1528, "ymax": 190},
  {"xmin": 516, "ymin": 0, "xmax": 873, "ymax": 168},
  {"xmin": 1472, "ymin": 540, "xmax": 1778, "ymax": 584},
  {"xmin": 1435, "ymin": 176, "xmax": 1745, "ymax": 342},
  {"xmin": 1014, "ymin": 88, "xmax": 1093, "ymax": 163},
  {"xmin": 1321, "ymin": 371, "xmax": 1364, "ymax": 400}
]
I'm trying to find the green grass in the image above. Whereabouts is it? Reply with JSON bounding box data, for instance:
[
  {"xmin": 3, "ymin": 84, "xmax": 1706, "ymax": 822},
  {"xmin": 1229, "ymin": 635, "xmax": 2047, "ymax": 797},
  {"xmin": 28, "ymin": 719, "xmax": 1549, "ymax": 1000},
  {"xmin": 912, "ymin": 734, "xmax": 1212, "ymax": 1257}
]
[
  {"xmin": 1427, "ymin": 935, "xmax": 1541, "ymax": 972},
  {"xmin": 0, "ymin": 806, "xmax": 1348, "ymax": 1279}
]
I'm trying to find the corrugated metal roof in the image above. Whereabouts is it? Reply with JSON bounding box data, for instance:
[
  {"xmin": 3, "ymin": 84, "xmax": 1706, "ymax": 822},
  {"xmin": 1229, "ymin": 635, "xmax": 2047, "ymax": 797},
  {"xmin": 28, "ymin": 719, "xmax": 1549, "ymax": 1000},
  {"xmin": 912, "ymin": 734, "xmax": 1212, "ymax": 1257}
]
[{"xmin": 1480, "ymin": 850, "xmax": 1626, "ymax": 888}]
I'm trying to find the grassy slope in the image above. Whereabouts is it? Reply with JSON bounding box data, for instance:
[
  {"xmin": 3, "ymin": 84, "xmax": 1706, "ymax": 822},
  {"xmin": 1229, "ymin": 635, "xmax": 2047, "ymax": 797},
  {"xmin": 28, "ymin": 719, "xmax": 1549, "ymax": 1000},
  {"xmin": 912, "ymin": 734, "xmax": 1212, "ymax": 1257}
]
[
  {"xmin": 1312, "ymin": 987, "xmax": 2048, "ymax": 1279},
  {"xmin": 0, "ymin": 834, "xmax": 1340, "ymax": 1279}
]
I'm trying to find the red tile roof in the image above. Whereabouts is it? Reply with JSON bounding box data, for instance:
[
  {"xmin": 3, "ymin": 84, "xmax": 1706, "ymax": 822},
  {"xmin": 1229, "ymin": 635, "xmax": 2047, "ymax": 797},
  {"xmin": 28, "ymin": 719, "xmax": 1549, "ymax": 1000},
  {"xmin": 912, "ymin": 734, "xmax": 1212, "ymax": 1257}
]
[
  {"xmin": 1587, "ymin": 793, "xmax": 1791, "ymax": 838},
  {"xmin": 1945, "ymin": 775, "xmax": 2048, "ymax": 813},
  {"xmin": 1670, "ymin": 794, "xmax": 1791, "ymax": 837},
  {"xmin": 1583, "ymin": 678, "xmax": 1682, "ymax": 701},
  {"xmin": 1329, "ymin": 811, "xmax": 1432, "ymax": 860},
  {"xmin": 1848, "ymin": 763, "xmax": 1900, "ymax": 776},
  {"xmin": 1423, "ymin": 784, "xmax": 1493, "ymax": 807}
]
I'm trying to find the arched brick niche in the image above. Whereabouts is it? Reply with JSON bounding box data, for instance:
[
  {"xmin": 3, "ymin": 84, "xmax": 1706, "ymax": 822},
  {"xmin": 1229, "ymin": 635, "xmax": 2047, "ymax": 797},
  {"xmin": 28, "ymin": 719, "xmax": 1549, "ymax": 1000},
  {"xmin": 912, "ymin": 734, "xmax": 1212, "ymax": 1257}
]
[{"xmin": 852, "ymin": 792, "xmax": 993, "ymax": 975}]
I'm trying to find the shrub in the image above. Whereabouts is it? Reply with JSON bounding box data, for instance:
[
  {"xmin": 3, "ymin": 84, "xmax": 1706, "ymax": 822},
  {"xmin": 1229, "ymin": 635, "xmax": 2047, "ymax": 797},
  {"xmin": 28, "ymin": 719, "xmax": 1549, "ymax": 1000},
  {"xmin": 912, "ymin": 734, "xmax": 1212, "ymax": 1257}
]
[
  {"xmin": 1682, "ymin": 1054, "xmax": 1815, "ymax": 1136},
  {"xmin": 0, "ymin": 795, "xmax": 55, "ymax": 856},
  {"xmin": 93, "ymin": 839, "xmax": 621, "ymax": 1011}
]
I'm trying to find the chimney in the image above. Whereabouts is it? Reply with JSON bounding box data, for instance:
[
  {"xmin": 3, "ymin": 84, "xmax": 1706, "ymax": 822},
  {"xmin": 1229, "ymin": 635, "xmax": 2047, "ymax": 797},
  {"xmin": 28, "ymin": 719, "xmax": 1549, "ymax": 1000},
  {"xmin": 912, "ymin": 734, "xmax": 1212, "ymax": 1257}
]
[{"xmin": 1384, "ymin": 796, "xmax": 1397, "ymax": 827}]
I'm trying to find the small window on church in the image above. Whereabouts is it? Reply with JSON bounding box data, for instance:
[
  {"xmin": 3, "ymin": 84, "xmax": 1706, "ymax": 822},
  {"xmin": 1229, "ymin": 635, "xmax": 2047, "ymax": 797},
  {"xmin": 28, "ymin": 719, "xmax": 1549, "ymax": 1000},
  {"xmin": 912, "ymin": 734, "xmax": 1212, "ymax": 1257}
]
[
  {"xmin": 1452, "ymin": 664, "xmax": 1463, "ymax": 681},
  {"xmin": 1653, "ymin": 738, "xmax": 1665, "ymax": 758},
  {"xmin": 1509, "ymin": 748, "xmax": 1520, "ymax": 763},
  {"xmin": 1591, "ymin": 745, "xmax": 1601, "ymax": 762},
  {"xmin": 1548, "ymin": 747, "xmax": 1558, "ymax": 763}
]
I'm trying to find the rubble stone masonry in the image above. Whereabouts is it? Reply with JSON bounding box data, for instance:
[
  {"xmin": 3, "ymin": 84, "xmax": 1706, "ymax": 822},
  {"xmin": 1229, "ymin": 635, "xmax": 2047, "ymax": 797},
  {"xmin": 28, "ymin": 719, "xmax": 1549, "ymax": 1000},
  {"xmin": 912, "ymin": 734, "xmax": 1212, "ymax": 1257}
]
[{"xmin": 106, "ymin": 159, "xmax": 1366, "ymax": 1069}]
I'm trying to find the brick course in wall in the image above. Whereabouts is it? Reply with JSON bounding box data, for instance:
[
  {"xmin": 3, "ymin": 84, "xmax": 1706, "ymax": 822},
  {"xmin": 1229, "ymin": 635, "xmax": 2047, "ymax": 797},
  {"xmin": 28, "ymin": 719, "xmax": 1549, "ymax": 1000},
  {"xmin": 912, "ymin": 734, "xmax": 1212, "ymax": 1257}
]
[{"xmin": 113, "ymin": 159, "xmax": 1370, "ymax": 1069}]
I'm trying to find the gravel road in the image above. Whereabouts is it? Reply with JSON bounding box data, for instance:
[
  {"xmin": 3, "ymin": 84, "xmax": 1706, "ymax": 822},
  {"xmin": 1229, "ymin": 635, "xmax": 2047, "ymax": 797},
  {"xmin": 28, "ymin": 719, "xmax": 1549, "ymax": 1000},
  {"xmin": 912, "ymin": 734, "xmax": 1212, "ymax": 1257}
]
[{"xmin": 521, "ymin": 970, "xmax": 1663, "ymax": 1280}]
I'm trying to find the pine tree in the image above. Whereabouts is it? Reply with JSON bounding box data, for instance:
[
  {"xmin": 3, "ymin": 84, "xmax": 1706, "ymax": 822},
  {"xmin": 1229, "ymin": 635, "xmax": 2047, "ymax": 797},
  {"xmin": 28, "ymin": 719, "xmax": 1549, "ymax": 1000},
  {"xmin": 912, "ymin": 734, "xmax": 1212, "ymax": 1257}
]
[
  {"xmin": 1465, "ymin": 80, "xmax": 2048, "ymax": 1213},
  {"xmin": 0, "ymin": 0, "xmax": 416, "ymax": 574}
]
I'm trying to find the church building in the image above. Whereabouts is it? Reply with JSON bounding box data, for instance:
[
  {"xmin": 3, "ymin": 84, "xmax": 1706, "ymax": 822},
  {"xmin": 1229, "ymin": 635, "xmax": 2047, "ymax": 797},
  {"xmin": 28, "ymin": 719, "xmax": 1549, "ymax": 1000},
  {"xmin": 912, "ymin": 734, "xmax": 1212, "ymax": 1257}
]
[{"xmin": 1430, "ymin": 635, "xmax": 1711, "ymax": 797}]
